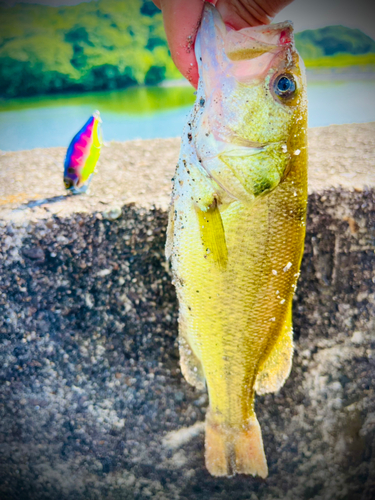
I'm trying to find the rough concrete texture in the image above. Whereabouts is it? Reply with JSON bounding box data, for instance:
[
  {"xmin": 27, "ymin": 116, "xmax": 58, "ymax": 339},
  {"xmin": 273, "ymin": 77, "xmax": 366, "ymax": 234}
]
[{"xmin": 0, "ymin": 123, "xmax": 375, "ymax": 500}]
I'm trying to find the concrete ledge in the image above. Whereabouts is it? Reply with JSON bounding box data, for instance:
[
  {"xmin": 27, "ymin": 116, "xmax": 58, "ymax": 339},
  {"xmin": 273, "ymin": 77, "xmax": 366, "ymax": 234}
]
[{"xmin": 0, "ymin": 123, "xmax": 375, "ymax": 499}]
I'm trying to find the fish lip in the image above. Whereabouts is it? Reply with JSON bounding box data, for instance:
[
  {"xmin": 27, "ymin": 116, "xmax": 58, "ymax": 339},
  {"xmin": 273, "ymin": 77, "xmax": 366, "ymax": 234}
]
[
  {"xmin": 226, "ymin": 19, "xmax": 294, "ymax": 44},
  {"xmin": 224, "ymin": 19, "xmax": 294, "ymax": 60}
]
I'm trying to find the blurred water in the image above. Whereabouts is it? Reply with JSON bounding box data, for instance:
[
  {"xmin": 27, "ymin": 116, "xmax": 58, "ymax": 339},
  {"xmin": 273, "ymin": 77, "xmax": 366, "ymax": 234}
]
[
  {"xmin": 307, "ymin": 77, "xmax": 375, "ymax": 128},
  {"xmin": 0, "ymin": 76, "xmax": 374, "ymax": 151}
]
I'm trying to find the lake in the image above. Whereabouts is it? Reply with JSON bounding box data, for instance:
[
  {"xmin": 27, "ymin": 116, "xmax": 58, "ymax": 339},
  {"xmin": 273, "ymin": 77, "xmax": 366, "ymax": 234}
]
[{"xmin": 1, "ymin": 73, "xmax": 375, "ymax": 151}]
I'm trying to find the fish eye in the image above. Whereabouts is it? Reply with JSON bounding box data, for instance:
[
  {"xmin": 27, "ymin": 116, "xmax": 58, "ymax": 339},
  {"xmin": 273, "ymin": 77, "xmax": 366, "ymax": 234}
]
[
  {"xmin": 274, "ymin": 74, "xmax": 296, "ymax": 99},
  {"xmin": 67, "ymin": 167, "xmax": 75, "ymax": 174},
  {"xmin": 64, "ymin": 178, "xmax": 73, "ymax": 189}
]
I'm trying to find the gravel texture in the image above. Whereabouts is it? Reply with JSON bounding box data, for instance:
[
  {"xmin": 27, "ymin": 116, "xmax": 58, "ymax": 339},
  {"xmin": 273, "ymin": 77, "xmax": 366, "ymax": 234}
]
[{"xmin": 0, "ymin": 123, "xmax": 374, "ymax": 499}]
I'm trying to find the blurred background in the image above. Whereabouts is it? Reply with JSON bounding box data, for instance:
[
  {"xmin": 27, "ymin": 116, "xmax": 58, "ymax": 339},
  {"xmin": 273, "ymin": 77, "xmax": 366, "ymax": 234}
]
[{"xmin": 0, "ymin": 0, "xmax": 374, "ymax": 151}]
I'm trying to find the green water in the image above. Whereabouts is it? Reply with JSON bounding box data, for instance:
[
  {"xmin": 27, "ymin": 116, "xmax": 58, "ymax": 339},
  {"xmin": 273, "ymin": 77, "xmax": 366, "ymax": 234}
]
[
  {"xmin": 0, "ymin": 84, "xmax": 195, "ymax": 114},
  {"xmin": 0, "ymin": 84, "xmax": 196, "ymax": 151}
]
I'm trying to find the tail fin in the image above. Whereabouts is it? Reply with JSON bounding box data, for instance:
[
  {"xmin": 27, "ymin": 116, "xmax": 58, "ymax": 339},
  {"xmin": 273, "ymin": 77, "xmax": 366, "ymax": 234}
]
[{"xmin": 205, "ymin": 413, "xmax": 268, "ymax": 478}]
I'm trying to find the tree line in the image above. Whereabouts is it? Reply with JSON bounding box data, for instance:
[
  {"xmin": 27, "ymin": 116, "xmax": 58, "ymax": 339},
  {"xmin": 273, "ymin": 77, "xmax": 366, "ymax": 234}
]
[{"xmin": 0, "ymin": 0, "xmax": 374, "ymax": 98}]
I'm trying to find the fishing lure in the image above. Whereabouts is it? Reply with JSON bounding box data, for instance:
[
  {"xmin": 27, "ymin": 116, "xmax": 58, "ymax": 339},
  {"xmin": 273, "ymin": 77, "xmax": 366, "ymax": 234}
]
[{"xmin": 63, "ymin": 110, "xmax": 102, "ymax": 194}]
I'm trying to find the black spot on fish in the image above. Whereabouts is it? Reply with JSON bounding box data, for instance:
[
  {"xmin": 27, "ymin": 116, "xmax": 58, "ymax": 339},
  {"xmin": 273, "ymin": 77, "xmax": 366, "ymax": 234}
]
[
  {"xmin": 253, "ymin": 178, "xmax": 274, "ymax": 196},
  {"xmin": 199, "ymin": 98, "xmax": 205, "ymax": 107}
]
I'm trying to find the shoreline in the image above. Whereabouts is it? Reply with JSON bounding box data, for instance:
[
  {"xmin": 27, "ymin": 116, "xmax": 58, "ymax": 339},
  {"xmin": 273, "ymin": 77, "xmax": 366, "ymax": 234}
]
[
  {"xmin": 0, "ymin": 66, "xmax": 374, "ymax": 105},
  {"xmin": 0, "ymin": 122, "xmax": 374, "ymax": 222}
]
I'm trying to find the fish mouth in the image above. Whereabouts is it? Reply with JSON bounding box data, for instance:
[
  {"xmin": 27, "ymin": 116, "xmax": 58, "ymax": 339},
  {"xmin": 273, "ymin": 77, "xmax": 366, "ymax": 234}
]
[
  {"xmin": 222, "ymin": 18, "xmax": 296, "ymax": 82},
  {"xmin": 224, "ymin": 21, "xmax": 294, "ymax": 61}
]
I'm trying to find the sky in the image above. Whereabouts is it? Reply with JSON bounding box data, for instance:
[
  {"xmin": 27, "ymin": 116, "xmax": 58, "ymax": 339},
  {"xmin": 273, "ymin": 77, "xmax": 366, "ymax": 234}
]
[
  {"xmin": 2, "ymin": 0, "xmax": 375, "ymax": 39},
  {"xmin": 273, "ymin": 0, "xmax": 375, "ymax": 40}
]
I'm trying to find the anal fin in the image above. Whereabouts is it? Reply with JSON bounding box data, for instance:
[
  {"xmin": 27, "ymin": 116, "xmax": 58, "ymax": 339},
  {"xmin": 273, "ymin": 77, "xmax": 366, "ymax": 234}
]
[
  {"xmin": 255, "ymin": 306, "xmax": 294, "ymax": 395},
  {"xmin": 179, "ymin": 336, "xmax": 205, "ymax": 390}
]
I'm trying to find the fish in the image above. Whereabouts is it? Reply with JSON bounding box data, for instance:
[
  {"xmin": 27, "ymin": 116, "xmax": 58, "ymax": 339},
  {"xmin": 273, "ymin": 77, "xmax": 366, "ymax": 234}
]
[
  {"xmin": 63, "ymin": 110, "xmax": 102, "ymax": 194},
  {"xmin": 166, "ymin": 3, "xmax": 308, "ymax": 478}
]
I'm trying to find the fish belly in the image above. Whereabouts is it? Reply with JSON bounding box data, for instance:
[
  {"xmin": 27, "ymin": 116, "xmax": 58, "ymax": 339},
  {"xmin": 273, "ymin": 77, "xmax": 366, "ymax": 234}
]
[{"xmin": 170, "ymin": 160, "xmax": 306, "ymax": 476}]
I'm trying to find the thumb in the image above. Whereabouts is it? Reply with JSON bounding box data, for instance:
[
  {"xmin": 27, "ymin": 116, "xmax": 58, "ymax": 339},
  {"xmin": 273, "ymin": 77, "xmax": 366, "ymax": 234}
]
[
  {"xmin": 159, "ymin": 0, "xmax": 205, "ymax": 88},
  {"xmin": 215, "ymin": 0, "xmax": 294, "ymax": 30}
]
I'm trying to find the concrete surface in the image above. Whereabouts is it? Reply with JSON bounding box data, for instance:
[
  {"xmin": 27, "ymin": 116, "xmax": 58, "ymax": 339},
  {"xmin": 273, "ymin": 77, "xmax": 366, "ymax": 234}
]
[{"xmin": 0, "ymin": 123, "xmax": 374, "ymax": 499}]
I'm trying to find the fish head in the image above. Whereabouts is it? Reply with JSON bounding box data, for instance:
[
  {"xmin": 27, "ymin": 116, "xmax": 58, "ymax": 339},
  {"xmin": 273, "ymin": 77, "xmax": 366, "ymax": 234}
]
[
  {"xmin": 222, "ymin": 19, "xmax": 307, "ymax": 142},
  {"xmin": 195, "ymin": 4, "xmax": 307, "ymax": 201},
  {"xmin": 63, "ymin": 166, "xmax": 80, "ymax": 190}
]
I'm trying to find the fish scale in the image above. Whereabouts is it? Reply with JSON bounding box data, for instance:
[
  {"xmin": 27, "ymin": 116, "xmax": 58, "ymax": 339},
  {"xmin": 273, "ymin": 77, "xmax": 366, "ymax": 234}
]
[{"xmin": 167, "ymin": 3, "xmax": 308, "ymax": 477}]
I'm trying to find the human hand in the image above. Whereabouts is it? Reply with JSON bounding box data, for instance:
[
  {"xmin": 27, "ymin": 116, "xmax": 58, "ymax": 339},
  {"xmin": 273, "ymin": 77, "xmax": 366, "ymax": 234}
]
[{"xmin": 152, "ymin": 0, "xmax": 294, "ymax": 88}]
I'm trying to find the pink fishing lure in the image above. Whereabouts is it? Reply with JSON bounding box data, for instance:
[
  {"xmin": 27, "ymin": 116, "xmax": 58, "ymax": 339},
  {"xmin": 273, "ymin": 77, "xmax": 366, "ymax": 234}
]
[{"xmin": 64, "ymin": 110, "xmax": 102, "ymax": 194}]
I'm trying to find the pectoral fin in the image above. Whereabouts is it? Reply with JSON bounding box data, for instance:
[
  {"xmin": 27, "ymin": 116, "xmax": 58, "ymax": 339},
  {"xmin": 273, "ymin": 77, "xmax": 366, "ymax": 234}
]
[
  {"xmin": 196, "ymin": 199, "xmax": 228, "ymax": 269},
  {"xmin": 255, "ymin": 307, "xmax": 294, "ymax": 395}
]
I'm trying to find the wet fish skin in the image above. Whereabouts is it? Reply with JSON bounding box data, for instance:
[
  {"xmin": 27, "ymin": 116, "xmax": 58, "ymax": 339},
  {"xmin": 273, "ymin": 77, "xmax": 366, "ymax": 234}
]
[
  {"xmin": 167, "ymin": 4, "xmax": 308, "ymax": 478},
  {"xmin": 63, "ymin": 110, "xmax": 102, "ymax": 194}
]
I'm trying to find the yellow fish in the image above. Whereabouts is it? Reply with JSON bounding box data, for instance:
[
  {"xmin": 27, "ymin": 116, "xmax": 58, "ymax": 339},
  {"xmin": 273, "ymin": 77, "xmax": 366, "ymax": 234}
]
[{"xmin": 166, "ymin": 4, "xmax": 307, "ymax": 478}]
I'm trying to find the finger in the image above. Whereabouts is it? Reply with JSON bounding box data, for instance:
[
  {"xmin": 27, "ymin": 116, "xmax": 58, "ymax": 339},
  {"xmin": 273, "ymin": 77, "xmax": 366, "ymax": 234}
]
[
  {"xmin": 215, "ymin": 0, "xmax": 294, "ymax": 30},
  {"xmin": 159, "ymin": 0, "xmax": 205, "ymax": 88},
  {"xmin": 215, "ymin": 0, "xmax": 270, "ymax": 29}
]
